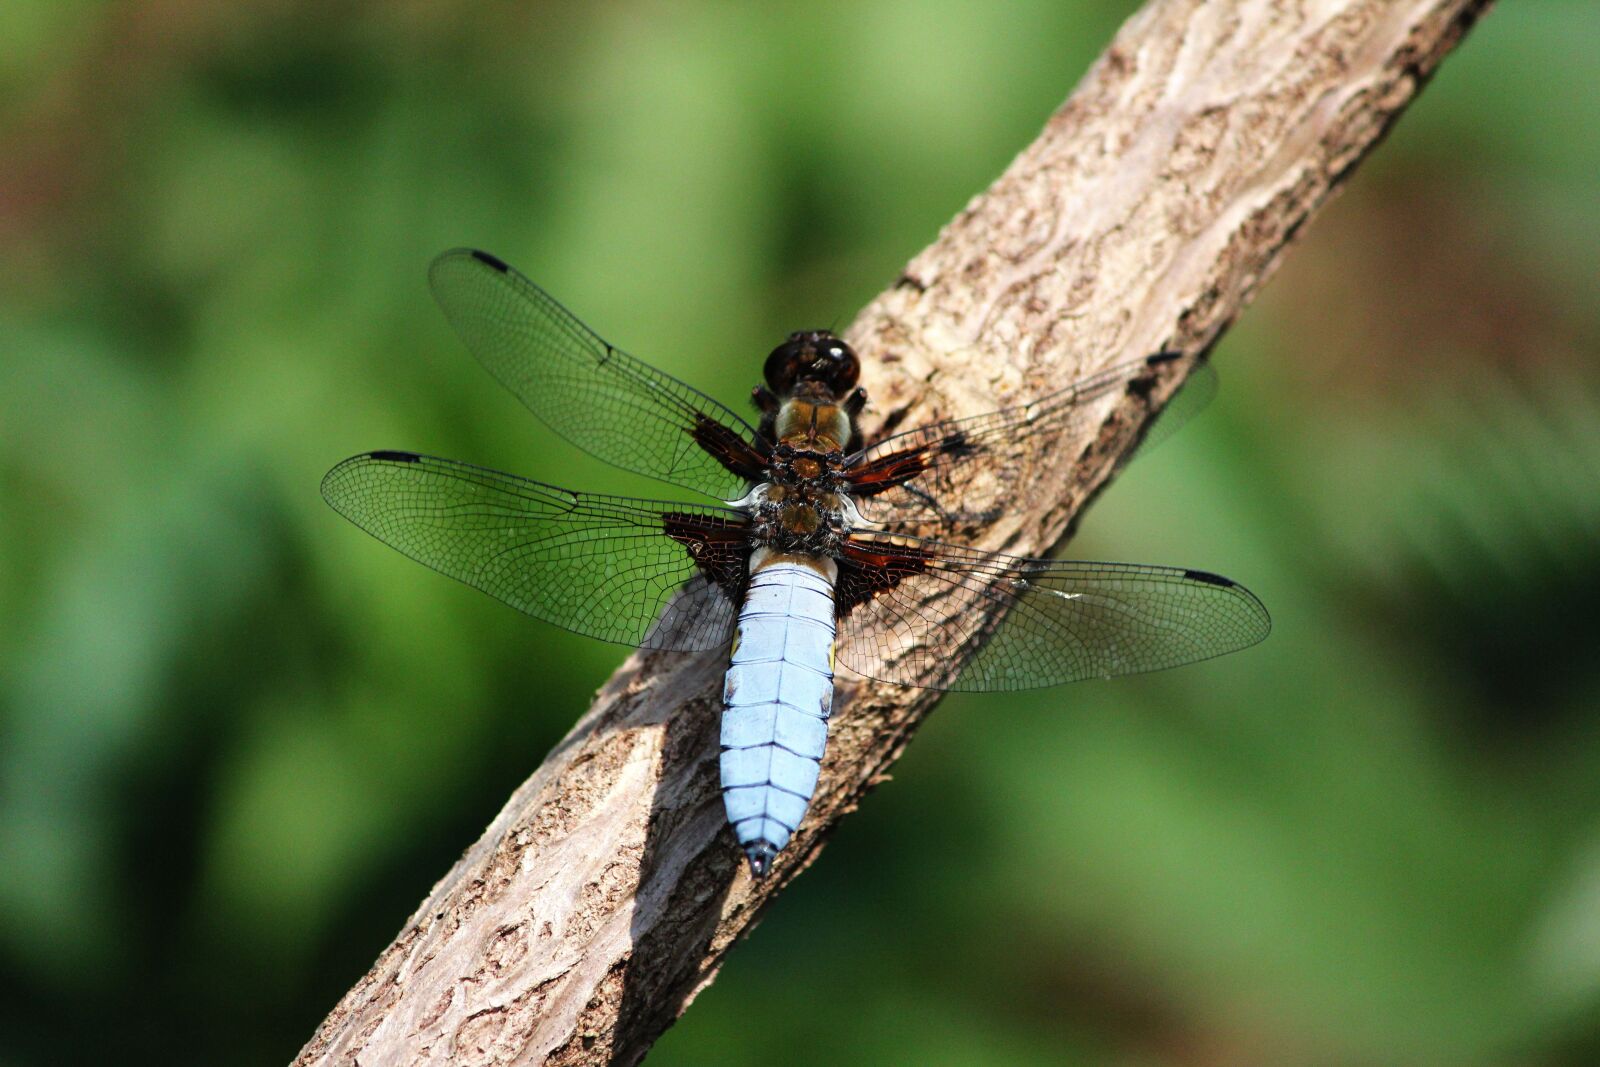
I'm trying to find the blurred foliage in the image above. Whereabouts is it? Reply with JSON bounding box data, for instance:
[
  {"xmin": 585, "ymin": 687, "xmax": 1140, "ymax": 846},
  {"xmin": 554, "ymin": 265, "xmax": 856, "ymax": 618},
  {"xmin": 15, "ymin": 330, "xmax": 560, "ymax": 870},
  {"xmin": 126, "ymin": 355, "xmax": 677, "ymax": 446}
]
[{"xmin": 2, "ymin": 2, "xmax": 1598, "ymax": 1065}]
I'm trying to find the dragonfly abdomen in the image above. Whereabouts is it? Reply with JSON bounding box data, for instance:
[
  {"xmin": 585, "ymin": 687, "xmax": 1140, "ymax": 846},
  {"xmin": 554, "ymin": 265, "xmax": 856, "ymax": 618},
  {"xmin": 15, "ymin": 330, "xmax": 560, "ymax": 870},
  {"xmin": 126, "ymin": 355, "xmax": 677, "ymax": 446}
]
[{"xmin": 720, "ymin": 552, "xmax": 836, "ymax": 878}]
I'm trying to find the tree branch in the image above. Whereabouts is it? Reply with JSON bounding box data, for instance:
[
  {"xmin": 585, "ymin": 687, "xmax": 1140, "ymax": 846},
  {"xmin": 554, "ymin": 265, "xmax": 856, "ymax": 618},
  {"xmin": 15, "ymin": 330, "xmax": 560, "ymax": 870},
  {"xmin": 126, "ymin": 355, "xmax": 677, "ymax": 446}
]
[{"xmin": 295, "ymin": 1, "xmax": 1492, "ymax": 1063}]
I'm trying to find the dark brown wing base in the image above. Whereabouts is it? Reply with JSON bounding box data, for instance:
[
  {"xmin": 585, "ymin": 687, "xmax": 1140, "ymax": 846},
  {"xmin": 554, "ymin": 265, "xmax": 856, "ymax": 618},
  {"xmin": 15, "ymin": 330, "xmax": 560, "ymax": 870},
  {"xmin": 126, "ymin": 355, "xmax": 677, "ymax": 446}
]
[{"xmin": 663, "ymin": 512, "xmax": 753, "ymax": 604}]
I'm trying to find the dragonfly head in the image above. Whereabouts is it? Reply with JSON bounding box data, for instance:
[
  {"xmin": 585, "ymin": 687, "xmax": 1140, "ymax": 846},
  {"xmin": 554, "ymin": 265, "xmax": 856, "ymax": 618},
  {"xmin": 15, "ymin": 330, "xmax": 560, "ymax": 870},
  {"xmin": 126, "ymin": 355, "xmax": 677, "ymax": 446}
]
[{"xmin": 765, "ymin": 330, "xmax": 859, "ymax": 399}]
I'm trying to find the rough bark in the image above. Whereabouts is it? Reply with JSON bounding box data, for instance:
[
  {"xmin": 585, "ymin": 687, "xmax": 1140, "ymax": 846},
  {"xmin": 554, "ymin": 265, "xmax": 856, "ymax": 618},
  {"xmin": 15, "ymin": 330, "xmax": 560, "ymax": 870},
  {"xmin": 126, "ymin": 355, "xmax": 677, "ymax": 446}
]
[{"xmin": 295, "ymin": 1, "xmax": 1492, "ymax": 1063}]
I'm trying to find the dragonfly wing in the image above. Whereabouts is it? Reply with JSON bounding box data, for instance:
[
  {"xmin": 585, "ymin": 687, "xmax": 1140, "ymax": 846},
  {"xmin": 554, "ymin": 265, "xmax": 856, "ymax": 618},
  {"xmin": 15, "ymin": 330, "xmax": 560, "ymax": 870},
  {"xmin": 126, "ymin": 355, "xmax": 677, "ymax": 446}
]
[
  {"xmin": 1132, "ymin": 358, "xmax": 1216, "ymax": 458},
  {"xmin": 846, "ymin": 352, "xmax": 1206, "ymax": 534},
  {"xmin": 429, "ymin": 249, "xmax": 769, "ymax": 501},
  {"xmin": 833, "ymin": 532, "xmax": 1269, "ymax": 692},
  {"xmin": 321, "ymin": 451, "xmax": 746, "ymax": 651}
]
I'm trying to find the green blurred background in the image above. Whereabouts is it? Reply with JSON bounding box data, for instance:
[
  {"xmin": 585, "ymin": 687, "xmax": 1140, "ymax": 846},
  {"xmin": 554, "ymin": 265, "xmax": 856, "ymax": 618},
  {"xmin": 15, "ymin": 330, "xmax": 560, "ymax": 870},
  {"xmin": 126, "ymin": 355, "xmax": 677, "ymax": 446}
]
[{"xmin": 3, "ymin": 2, "xmax": 1598, "ymax": 1064}]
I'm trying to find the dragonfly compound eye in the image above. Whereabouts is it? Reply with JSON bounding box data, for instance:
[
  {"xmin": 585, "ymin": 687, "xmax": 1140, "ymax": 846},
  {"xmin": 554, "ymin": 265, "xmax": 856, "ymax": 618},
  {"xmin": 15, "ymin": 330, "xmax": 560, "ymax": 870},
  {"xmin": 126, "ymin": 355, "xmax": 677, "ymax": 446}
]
[
  {"xmin": 812, "ymin": 338, "xmax": 860, "ymax": 393},
  {"xmin": 763, "ymin": 337, "xmax": 808, "ymax": 393},
  {"xmin": 766, "ymin": 330, "xmax": 859, "ymax": 395}
]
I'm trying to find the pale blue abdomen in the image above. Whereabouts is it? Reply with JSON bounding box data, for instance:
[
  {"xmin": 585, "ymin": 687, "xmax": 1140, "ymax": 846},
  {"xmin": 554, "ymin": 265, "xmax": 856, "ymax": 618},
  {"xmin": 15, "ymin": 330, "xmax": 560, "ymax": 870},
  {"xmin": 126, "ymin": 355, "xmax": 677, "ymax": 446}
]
[{"xmin": 720, "ymin": 555, "xmax": 836, "ymax": 877}]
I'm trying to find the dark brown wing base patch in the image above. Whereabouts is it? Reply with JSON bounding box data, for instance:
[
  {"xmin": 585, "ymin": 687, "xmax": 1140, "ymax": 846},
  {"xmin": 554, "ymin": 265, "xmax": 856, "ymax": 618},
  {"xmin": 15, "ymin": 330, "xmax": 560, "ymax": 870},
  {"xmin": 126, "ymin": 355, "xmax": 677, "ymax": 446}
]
[
  {"xmin": 691, "ymin": 414, "xmax": 771, "ymax": 484},
  {"xmin": 664, "ymin": 512, "xmax": 752, "ymax": 600},
  {"xmin": 835, "ymin": 537, "xmax": 932, "ymax": 617},
  {"xmin": 843, "ymin": 431, "xmax": 975, "ymax": 497}
]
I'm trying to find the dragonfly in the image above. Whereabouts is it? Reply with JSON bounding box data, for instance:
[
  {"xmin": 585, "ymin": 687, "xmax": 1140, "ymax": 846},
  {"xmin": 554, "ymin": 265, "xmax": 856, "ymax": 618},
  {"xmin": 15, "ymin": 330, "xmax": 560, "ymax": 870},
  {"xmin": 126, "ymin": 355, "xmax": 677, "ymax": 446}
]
[{"xmin": 322, "ymin": 249, "xmax": 1270, "ymax": 878}]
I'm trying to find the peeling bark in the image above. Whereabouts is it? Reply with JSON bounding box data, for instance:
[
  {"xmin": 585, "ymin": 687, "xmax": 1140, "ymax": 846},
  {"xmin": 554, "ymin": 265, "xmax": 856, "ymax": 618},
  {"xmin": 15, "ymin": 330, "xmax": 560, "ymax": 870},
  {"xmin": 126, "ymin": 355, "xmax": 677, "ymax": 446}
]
[{"xmin": 295, "ymin": 1, "xmax": 1493, "ymax": 1064}]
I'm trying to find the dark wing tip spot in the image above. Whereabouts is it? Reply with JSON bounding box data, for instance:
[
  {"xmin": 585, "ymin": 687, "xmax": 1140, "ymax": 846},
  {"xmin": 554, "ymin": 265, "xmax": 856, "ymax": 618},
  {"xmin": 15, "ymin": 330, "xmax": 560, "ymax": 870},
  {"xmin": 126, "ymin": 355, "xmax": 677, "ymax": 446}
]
[
  {"xmin": 469, "ymin": 249, "xmax": 510, "ymax": 273},
  {"xmin": 1148, "ymin": 350, "xmax": 1183, "ymax": 366},
  {"xmin": 1184, "ymin": 568, "xmax": 1235, "ymax": 588},
  {"xmin": 368, "ymin": 450, "xmax": 422, "ymax": 463}
]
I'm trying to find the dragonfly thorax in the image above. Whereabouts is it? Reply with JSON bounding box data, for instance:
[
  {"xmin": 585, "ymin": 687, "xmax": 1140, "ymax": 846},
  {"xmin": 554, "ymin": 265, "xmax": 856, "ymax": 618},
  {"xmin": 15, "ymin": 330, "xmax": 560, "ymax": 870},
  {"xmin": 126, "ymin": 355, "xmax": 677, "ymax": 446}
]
[
  {"xmin": 738, "ymin": 482, "xmax": 853, "ymax": 557},
  {"xmin": 773, "ymin": 397, "xmax": 853, "ymax": 453},
  {"xmin": 769, "ymin": 441, "xmax": 846, "ymax": 492}
]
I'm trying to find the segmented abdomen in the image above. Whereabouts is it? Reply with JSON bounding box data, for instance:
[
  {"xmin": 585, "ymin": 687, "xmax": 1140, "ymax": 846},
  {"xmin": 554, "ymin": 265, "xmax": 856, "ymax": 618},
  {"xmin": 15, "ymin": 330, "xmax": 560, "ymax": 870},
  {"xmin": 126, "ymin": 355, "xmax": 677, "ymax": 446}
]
[{"xmin": 720, "ymin": 557, "xmax": 836, "ymax": 876}]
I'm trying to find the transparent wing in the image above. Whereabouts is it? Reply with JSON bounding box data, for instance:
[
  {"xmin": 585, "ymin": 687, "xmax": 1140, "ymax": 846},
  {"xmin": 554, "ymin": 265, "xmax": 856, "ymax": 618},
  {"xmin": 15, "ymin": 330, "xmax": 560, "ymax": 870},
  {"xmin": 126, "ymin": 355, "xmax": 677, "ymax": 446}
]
[
  {"xmin": 847, "ymin": 353, "xmax": 1210, "ymax": 533},
  {"xmin": 1132, "ymin": 359, "xmax": 1216, "ymax": 458},
  {"xmin": 321, "ymin": 451, "xmax": 747, "ymax": 650},
  {"xmin": 834, "ymin": 532, "xmax": 1269, "ymax": 692},
  {"xmin": 429, "ymin": 249, "xmax": 768, "ymax": 501}
]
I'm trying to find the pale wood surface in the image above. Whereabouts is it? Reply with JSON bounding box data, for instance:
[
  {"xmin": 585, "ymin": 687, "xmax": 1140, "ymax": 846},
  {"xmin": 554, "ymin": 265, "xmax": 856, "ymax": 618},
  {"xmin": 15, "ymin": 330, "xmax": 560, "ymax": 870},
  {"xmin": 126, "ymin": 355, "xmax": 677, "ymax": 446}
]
[{"xmin": 295, "ymin": 2, "xmax": 1493, "ymax": 1063}]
